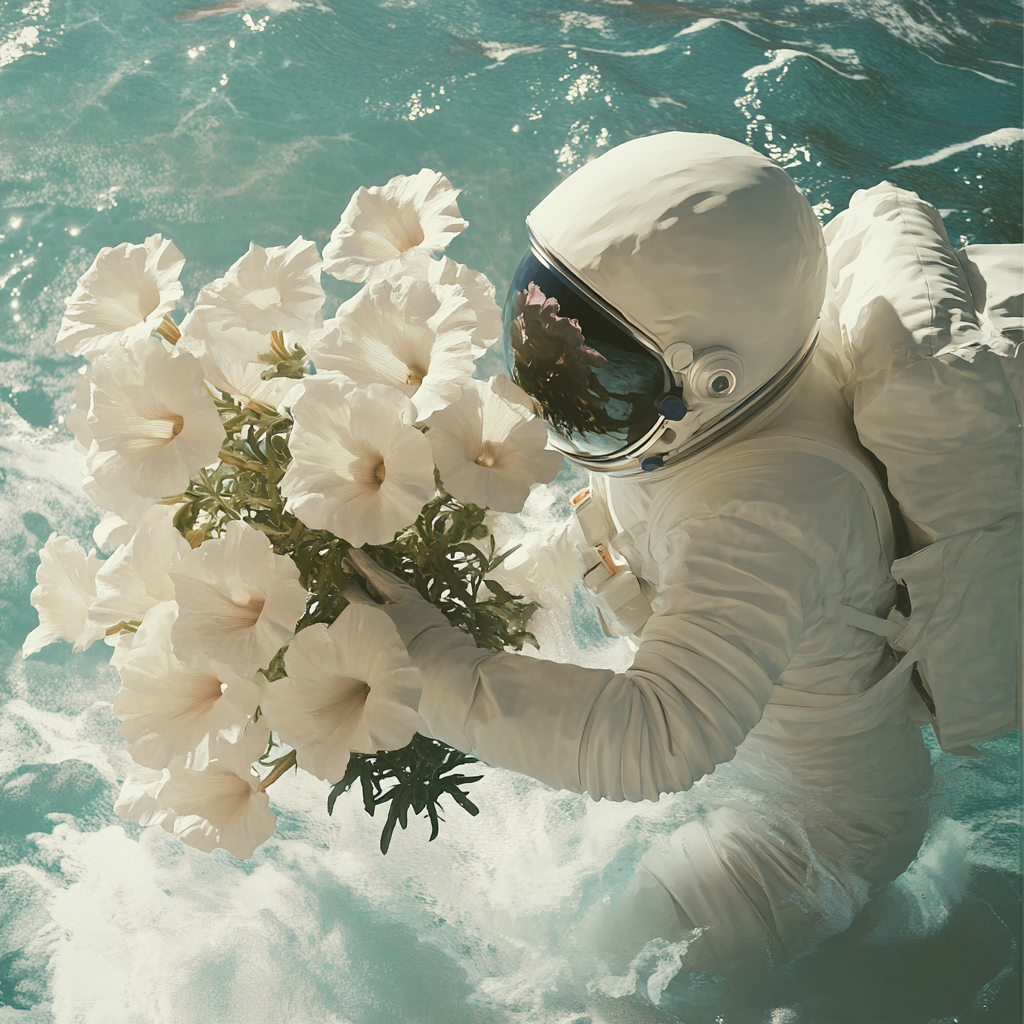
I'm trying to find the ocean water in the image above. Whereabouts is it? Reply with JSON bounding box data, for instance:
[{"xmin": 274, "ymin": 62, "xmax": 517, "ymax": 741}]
[{"xmin": 1, "ymin": 1, "xmax": 1021, "ymax": 1021}]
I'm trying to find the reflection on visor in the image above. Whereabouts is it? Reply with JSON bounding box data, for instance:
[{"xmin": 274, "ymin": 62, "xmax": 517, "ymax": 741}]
[{"xmin": 503, "ymin": 251, "xmax": 668, "ymax": 458}]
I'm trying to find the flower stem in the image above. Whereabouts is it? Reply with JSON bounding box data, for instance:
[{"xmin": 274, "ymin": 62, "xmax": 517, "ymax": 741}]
[
  {"xmin": 258, "ymin": 749, "xmax": 297, "ymax": 792},
  {"xmin": 219, "ymin": 449, "xmax": 265, "ymax": 472},
  {"xmin": 155, "ymin": 316, "xmax": 181, "ymax": 344},
  {"xmin": 104, "ymin": 620, "xmax": 140, "ymax": 636}
]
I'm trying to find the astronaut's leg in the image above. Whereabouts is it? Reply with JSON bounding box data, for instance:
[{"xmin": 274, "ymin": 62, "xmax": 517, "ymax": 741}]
[
  {"xmin": 577, "ymin": 810, "xmax": 786, "ymax": 972},
  {"xmin": 577, "ymin": 783, "xmax": 929, "ymax": 972},
  {"xmin": 576, "ymin": 865, "xmax": 701, "ymax": 969},
  {"xmin": 577, "ymin": 688, "xmax": 933, "ymax": 972}
]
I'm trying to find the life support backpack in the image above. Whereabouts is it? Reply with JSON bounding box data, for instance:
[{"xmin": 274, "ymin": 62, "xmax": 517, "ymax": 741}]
[
  {"xmin": 571, "ymin": 183, "xmax": 1022, "ymax": 754},
  {"xmin": 818, "ymin": 183, "xmax": 1022, "ymax": 752}
]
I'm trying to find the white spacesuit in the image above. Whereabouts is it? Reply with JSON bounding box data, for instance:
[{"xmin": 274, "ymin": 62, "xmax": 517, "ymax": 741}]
[{"xmin": 349, "ymin": 132, "xmax": 1021, "ymax": 968}]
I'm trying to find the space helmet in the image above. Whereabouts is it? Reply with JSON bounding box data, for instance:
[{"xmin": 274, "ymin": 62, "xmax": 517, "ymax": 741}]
[{"xmin": 503, "ymin": 132, "xmax": 828, "ymax": 475}]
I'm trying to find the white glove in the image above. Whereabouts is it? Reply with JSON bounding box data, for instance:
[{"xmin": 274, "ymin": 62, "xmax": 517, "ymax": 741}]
[
  {"xmin": 344, "ymin": 548, "xmax": 477, "ymax": 671},
  {"xmin": 346, "ymin": 550, "xmax": 612, "ymax": 789}
]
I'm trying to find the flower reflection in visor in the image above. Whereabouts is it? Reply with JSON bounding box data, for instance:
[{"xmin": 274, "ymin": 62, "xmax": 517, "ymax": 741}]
[{"xmin": 502, "ymin": 248, "xmax": 671, "ymax": 460}]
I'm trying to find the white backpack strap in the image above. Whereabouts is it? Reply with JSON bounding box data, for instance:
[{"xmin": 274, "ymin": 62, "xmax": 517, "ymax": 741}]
[
  {"xmin": 724, "ymin": 436, "xmax": 910, "ymax": 640},
  {"xmin": 835, "ymin": 603, "xmax": 900, "ymax": 638}
]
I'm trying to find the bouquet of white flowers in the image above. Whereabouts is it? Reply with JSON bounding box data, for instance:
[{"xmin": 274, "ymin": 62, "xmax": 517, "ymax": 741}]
[{"xmin": 24, "ymin": 169, "xmax": 564, "ymax": 858}]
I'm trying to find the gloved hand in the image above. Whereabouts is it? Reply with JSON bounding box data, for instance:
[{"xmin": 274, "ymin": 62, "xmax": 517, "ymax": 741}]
[
  {"xmin": 348, "ymin": 549, "xmax": 612, "ymax": 792},
  {"xmin": 344, "ymin": 549, "xmax": 475, "ymax": 659}
]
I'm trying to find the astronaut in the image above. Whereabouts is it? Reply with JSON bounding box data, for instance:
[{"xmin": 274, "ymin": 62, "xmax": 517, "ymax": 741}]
[{"xmin": 347, "ymin": 132, "xmax": 995, "ymax": 968}]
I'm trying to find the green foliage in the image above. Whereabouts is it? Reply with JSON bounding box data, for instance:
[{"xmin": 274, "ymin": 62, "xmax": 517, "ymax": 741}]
[
  {"xmin": 364, "ymin": 481, "xmax": 539, "ymax": 655},
  {"xmin": 327, "ymin": 735, "xmax": 483, "ymax": 854},
  {"xmin": 171, "ymin": 380, "xmax": 539, "ymax": 852}
]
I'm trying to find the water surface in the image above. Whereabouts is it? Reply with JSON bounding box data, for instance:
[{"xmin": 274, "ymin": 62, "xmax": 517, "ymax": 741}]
[{"xmin": 1, "ymin": 1, "xmax": 1021, "ymax": 1021}]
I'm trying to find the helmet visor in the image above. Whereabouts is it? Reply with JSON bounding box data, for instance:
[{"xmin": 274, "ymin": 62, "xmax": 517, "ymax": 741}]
[{"xmin": 503, "ymin": 250, "xmax": 669, "ymax": 459}]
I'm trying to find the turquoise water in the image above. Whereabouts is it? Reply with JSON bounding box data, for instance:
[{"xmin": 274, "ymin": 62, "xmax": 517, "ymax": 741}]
[{"xmin": 1, "ymin": 1, "xmax": 1021, "ymax": 1021}]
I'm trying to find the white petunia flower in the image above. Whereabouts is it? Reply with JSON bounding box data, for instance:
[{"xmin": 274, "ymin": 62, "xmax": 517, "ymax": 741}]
[
  {"xmin": 87, "ymin": 518, "xmax": 190, "ymax": 634},
  {"xmin": 114, "ymin": 764, "xmax": 176, "ymax": 831},
  {"xmin": 322, "ymin": 169, "xmax": 468, "ymax": 284},
  {"xmin": 55, "ymin": 234, "xmax": 185, "ymax": 360},
  {"xmin": 161, "ymin": 759, "xmax": 277, "ymax": 859},
  {"xmin": 108, "ymin": 627, "xmax": 140, "ymax": 671},
  {"xmin": 426, "ymin": 374, "xmax": 564, "ymax": 513},
  {"xmin": 93, "ymin": 500, "xmax": 182, "ymax": 553},
  {"xmin": 116, "ymin": 757, "xmax": 277, "ymax": 859},
  {"xmin": 82, "ymin": 451, "xmax": 160, "ymax": 524},
  {"xmin": 169, "ymin": 519, "xmax": 307, "ymax": 683},
  {"xmin": 22, "ymin": 534, "xmax": 104, "ymax": 656},
  {"xmin": 260, "ymin": 604, "xmax": 422, "ymax": 782},
  {"xmin": 279, "ymin": 380, "xmax": 435, "ymax": 546},
  {"xmin": 72, "ymin": 369, "xmax": 157, "ymax": 524},
  {"xmin": 84, "ymin": 340, "xmax": 224, "ymax": 507},
  {"xmin": 177, "ymin": 312, "xmax": 302, "ymax": 409},
  {"xmin": 424, "ymin": 256, "xmax": 503, "ymax": 354},
  {"xmin": 189, "ymin": 237, "xmax": 324, "ymax": 335},
  {"xmin": 309, "ymin": 276, "xmax": 475, "ymax": 419},
  {"xmin": 114, "ymin": 601, "xmax": 263, "ymax": 770}
]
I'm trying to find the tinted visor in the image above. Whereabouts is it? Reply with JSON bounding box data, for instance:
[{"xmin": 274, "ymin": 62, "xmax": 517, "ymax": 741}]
[{"xmin": 503, "ymin": 250, "xmax": 670, "ymax": 458}]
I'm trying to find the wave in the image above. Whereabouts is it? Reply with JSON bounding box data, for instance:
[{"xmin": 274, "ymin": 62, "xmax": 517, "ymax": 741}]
[{"xmin": 891, "ymin": 126, "xmax": 1024, "ymax": 167}]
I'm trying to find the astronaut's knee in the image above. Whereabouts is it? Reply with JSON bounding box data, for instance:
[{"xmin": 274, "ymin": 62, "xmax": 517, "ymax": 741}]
[
  {"xmin": 575, "ymin": 866, "xmax": 697, "ymax": 970},
  {"xmin": 642, "ymin": 813, "xmax": 784, "ymax": 965}
]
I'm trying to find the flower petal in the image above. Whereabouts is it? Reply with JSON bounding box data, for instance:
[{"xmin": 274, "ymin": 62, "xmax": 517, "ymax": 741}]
[
  {"xmin": 114, "ymin": 601, "xmax": 263, "ymax": 770},
  {"xmin": 56, "ymin": 234, "xmax": 185, "ymax": 360},
  {"xmin": 84, "ymin": 340, "xmax": 224, "ymax": 507},
  {"xmin": 161, "ymin": 760, "xmax": 276, "ymax": 859},
  {"xmin": 280, "ymin": 380, "xmax": 436, "ymax": 546},
  {"xmin": 310, "ymin": 276, "xmax": 476, "ymax": 419},
  {"xmin": 169, "ymin": 520, "xmax": 307, "ymax": 681},
  {"xmin": 261, "ymin": 605, "xmax": 422, "ymax": 782},
  {"xmin": 22, "ymin": 534, "xmax": 104, "ymax": 656},
  {"xmin": 423, "ymin": 256, "xmax": 503, "ymax": 354},
  {"xmin": 427, "ymin": 375, "xmax": 564, "ymax": 512},
  {"xmin": 190, "ymin": 237, "xmax": 325, "ymax": 335},
  {"xmin": 322, "ymin": 169, "xmax": 468, "ymax": 284}
]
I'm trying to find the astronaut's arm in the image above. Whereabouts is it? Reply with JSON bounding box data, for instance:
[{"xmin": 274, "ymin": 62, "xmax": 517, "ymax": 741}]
[{"xmin": 350, "ymin": 513, "xmax": 817, "ymax": 802}]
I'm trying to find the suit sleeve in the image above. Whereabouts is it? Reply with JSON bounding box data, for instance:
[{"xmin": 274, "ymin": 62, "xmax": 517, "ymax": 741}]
[{"xmin": 415, "ymin": 508, "xmax": 821, "ymax": 801}]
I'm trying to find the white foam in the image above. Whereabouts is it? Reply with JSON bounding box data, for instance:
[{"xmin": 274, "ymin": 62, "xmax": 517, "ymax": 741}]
[
  {"xmin": 478, "ymin": 41, "xmax": 545, "ymax": 65},
  {"xmin": 890, "ymin": 127, "xmax": 1024, "ymax": 168},
  {"xmin": 862, "ymin": 818, "xmax": 974, "ymax": 946},
  {"xmin": 675, "ymin": 17, "xmax": 721, "ymax": 37},
  {"xmin": 571, "ymin": 44, "xmax": 671, "ymax": 57},
  {"xmin": 743, "ymin": 48, "xmax": 868, "ymax": 81},
  {"xmin": 559, "ymin": 12, "xmax": 612, "ymax": 37}
]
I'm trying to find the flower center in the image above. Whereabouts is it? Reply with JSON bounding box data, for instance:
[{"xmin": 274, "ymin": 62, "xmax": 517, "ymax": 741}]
[
  {"xmin": 373, "ymin": 460, "xmax": 387, "ymax": 484},
  {"xmin": 397, "ymin": 221, "xmax": 425, "ymax": 253},
  {"xmin": 404, "ymin": 364, "xmax": 426, "ymax": 386},
  {"xmin": 227, "ymin": 596, "xmax": 266, "ymax": 631},
  {"xmin": 358, "ymin": 202, "xmax": 427, "ymax": 262},
  {"xmin": 96, "ymin": 286, "xmax": 161, "ymax": 330},
  {"xmin": 389, "ymin": 206, "xmax": 427, "ymax": 255},
  {"xmin": 247, "ymin": 285, "xmax": 283, "ymax": 311},
  {"xmin": 475, "ymin": 441, "xmax": 499, "ymax": 468},
  {"xmin": 204, "ymin": 593, "xmax": 266, "ymax": 639},
  {"xmin": 177, "ymin": 673, "xmax": 228, "ymax": 718},
  {"xmin": 330, "ymin": 679, "xmax": 371, "ymax": 720},
  {"xmin": 122, "ymin": 414, "xmax": 185, "ymax": 454}
]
